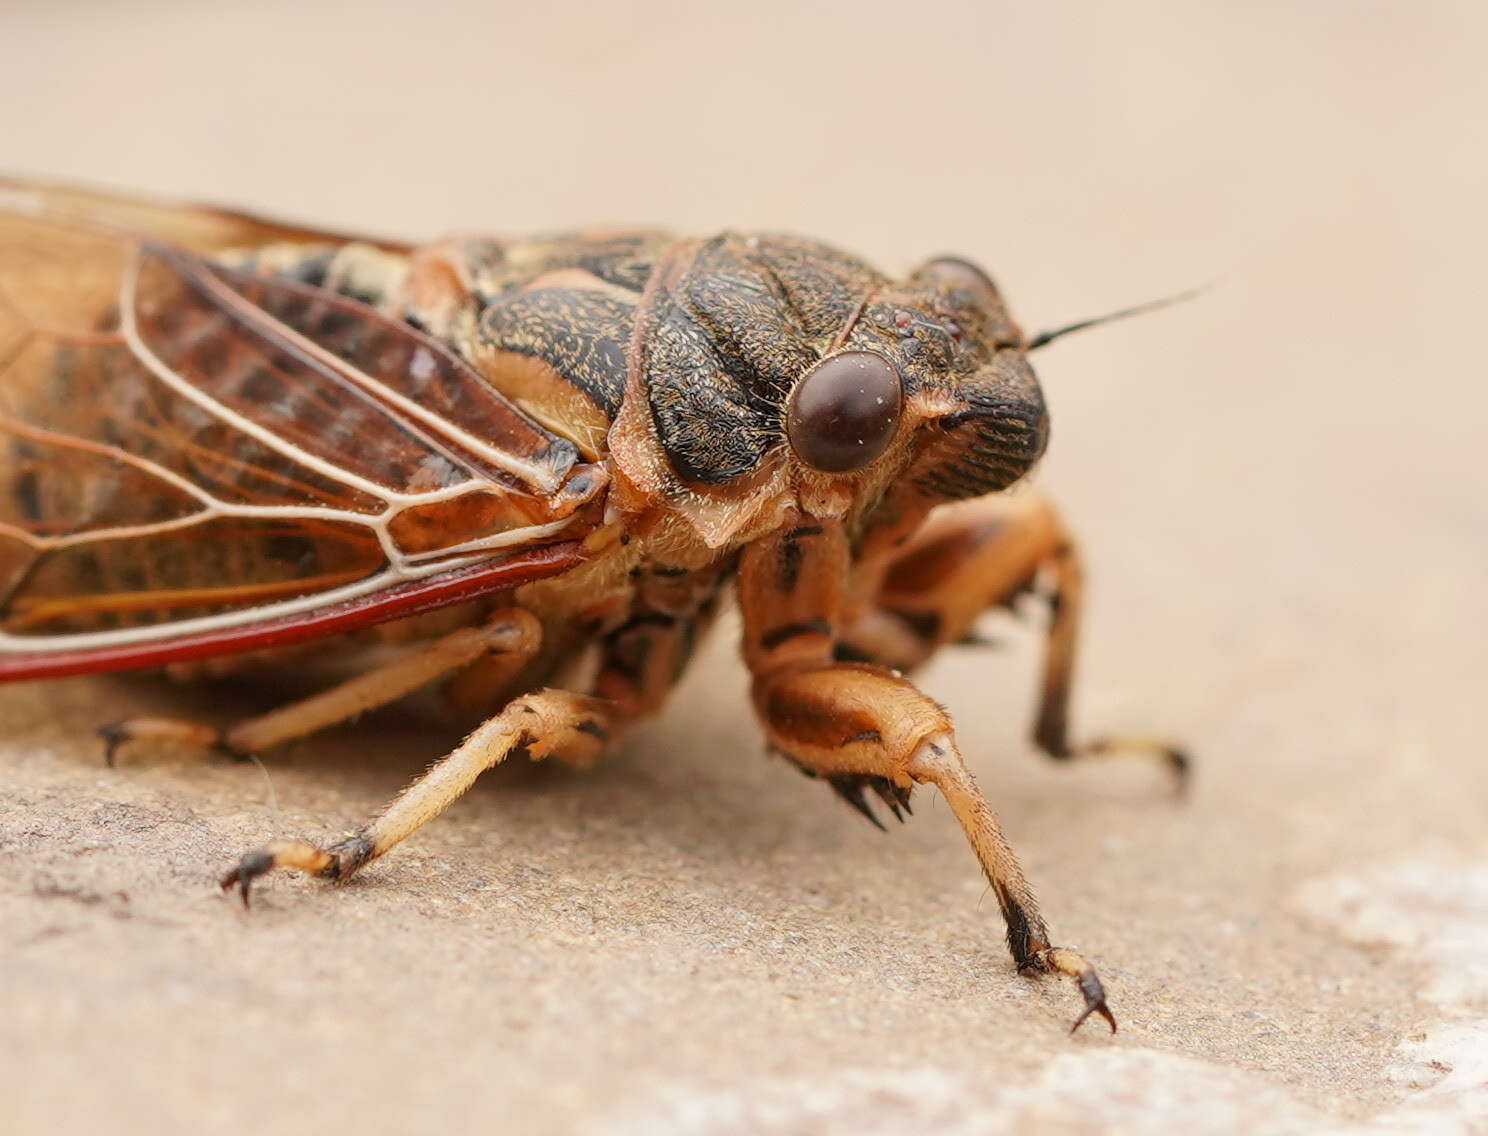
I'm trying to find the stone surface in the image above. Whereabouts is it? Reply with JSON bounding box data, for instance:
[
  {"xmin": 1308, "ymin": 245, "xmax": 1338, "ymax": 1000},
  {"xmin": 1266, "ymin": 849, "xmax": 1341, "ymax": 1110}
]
[{"xmin": 3, "ymin": 3, "xmax": 1486, "ymax": 1133}]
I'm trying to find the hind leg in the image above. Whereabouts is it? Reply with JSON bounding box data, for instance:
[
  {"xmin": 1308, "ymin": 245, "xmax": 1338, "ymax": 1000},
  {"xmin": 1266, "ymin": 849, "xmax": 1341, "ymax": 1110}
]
[
  {"xmin": 219, "ymin": 588, "xmax": 714, "ymax": 904},
  {"xmin": 841, "ymin": 494, "xmax": 1188, "ymax": 789},
  {"xmin": 101, "ymin": 608, "xmax": 542, "ymax": 765},
  {"xmin": 219, "ymin": 686, "xmax": 621, "ymax": 904}
]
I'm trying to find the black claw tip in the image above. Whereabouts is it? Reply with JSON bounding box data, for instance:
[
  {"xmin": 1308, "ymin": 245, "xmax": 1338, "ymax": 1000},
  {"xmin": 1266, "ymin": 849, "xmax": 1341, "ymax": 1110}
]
[
  {"xmin": 97, "ymin": 723, "xmax": 126, "ymax": 768},
  {"xmin": 217, "ymin": 868, "xmax": 249, "ymax": 907},
  {"xmin": 1069, "ymin": 1000, "xmax": 1118, "ymax": 1035},
  {"xmin": 220, "ymin": 850, "xmax": 273, "ymax": 908},
  {"xmin": 1070, "ymin": 971, "xmax": 1117, "ymax": 1035},
  {"xmin": 1167, "ymin": 747, "xmax": 1193, "ymax": 794}
]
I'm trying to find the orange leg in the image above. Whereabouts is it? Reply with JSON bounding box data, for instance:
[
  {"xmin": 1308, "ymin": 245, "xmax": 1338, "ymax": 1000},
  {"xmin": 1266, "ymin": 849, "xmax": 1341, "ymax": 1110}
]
[
  {"xmin": 100, "ymin": 608, "xmax": 544, "ymax": 765},
  {"xmin": 218, "ymin": 583, "xmax": 720, "ymax": 905},
  {"xmin": 842, "ymin": 494, "xmax": 1188, "ymax": 789},
  {"xmin": 738, "ymin": 513, "xmax": 1115, "ymax": 1032},
  {"xmin": 219, "ymin": 686, "xmax": 620, "ymax": 904}
]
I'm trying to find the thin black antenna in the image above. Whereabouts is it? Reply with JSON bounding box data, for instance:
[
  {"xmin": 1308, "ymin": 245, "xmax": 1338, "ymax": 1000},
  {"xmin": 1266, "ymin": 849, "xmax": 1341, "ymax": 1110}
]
[{"xmin": 1025, "ymin": 286, "xmax": 1204, "ymax": 352}]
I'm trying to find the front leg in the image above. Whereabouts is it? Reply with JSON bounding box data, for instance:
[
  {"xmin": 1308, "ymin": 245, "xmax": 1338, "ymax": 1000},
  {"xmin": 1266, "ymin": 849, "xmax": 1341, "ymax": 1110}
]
[{"xmin": 738, "ymin": 516, "xmax": 1115, "ymax": 1032}]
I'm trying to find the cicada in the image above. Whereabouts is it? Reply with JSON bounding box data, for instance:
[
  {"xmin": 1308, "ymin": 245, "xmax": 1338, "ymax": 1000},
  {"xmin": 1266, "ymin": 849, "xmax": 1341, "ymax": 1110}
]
[{"xmin": 0, "ymin": 177, "xmax": 1183, "ymax": 1032}]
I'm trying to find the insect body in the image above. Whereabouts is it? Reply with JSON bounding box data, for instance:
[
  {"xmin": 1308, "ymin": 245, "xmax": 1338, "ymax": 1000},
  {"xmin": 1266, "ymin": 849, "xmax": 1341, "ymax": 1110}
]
[{"xmin": 0, "ymin": 178, "xmax": 1181, "ymax": 1032}]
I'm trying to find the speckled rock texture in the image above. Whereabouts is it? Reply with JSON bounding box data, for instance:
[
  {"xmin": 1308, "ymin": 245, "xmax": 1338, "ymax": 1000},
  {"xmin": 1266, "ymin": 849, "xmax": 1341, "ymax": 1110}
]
[{"xmin": 3, "ymin": 3, "xmax": 1485, "ymax": 1133}]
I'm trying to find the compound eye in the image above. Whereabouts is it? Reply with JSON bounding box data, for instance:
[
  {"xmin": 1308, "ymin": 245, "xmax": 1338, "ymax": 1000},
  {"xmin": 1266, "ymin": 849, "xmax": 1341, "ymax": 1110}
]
[
  {"xmin": 916, "ymin": 256, "xmax": 1002, "ymax": 311},
  {"xmin": 786, "ymin": 351, "xmax": 904, "ymax": 473}
]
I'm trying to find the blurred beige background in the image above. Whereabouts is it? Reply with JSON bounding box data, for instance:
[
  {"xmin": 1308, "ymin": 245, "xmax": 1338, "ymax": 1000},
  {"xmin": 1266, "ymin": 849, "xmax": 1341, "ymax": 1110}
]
[{"xmin": 3, "ymin": 2, "xmax": 1486, "ymax": 1133}]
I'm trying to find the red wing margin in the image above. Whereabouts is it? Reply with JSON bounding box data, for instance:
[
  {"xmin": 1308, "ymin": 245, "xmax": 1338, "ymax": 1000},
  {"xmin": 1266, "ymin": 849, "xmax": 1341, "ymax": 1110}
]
[{"xmin": 0, "ymin": 541, "xmax": 585, "ymax": 682}]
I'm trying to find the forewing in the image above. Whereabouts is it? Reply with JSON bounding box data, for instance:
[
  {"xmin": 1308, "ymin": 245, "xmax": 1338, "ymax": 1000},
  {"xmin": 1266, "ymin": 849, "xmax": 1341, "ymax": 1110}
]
[
  {"xmin": 0, "ymin": 174, "xmax": 409, "ymax": 255},
  {"xmin": 0, "ymin": 204, "xmax": 603, "ymax": 671}
]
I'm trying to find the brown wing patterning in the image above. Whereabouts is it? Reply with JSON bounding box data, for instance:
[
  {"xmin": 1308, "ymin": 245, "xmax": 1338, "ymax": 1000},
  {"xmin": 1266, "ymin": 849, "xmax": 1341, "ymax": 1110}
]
[{"xmin": 0, "ymin": 196, "xmax": 605, "ymax": 666}]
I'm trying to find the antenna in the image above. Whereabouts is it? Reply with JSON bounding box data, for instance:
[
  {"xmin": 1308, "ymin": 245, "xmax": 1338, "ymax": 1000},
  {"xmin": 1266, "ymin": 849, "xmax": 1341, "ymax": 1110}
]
[{"xmin": 1026, "ymin": 286, "xmax": 1204, "ymax": 352}]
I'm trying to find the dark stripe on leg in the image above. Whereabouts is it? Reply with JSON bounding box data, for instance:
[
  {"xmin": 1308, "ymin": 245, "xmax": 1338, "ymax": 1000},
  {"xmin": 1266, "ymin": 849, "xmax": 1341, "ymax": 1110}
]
[{"xmin": 760, "ymin": 617, "xmax": 832, "ymax": 652}]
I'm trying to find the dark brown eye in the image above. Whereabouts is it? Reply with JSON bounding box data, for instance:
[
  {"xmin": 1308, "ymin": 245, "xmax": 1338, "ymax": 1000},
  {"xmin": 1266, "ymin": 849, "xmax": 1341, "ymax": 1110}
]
[
  {"xmin": 915, "ymin": 257, "xmax": 1002, "ymax": 311},
  {"xmin": 785, "ymin": 351, "xmax": 903, "ymax": 473}
]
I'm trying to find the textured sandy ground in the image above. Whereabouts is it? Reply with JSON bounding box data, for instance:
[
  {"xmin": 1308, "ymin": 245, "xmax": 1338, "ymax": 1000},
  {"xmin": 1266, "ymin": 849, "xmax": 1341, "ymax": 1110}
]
[{"xmin": 3, "ymin": 3, "xmax": 1487, "ymax": 1133}]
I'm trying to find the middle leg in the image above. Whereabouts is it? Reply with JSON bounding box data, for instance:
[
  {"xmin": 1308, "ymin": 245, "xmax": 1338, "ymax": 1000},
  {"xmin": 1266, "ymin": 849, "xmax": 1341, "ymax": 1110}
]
[{"xmin": 840, "ymin": 493, "xmax": 1188, "ymax": 788}]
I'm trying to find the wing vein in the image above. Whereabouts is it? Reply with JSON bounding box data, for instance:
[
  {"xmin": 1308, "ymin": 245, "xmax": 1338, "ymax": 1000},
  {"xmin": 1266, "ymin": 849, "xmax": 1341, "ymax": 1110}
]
[
  {"xmin": 194, "ymin": 263, "xmax": 564, "ymax": 492},
  {"xmin": 118, "ymin": 248, "xmax": 402, "ymax": 504}
]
